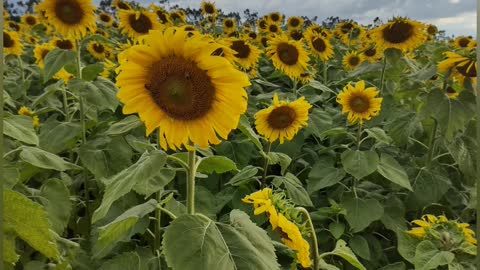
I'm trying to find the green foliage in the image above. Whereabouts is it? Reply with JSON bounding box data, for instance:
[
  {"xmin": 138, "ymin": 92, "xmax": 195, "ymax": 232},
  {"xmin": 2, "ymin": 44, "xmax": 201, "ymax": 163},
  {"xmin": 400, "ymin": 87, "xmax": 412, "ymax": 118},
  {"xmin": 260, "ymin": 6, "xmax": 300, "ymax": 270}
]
[
  {"xmin": 43, "ymin": 49, "xmax": 77, "ymax": 81},
  {"xmin": 19, "ymin": 146, "xmax": 82, "ymax": 171},
  {"xmin": 342, "ymin": 196, "xmax": 384, "ymax": 232},
  {"xmin": 341, "ymin": 150, "xmax": 379, "ymax": 180},
  {"xmin": 3, "ymin": 115, "xmax": 39, "ymax": 145}
]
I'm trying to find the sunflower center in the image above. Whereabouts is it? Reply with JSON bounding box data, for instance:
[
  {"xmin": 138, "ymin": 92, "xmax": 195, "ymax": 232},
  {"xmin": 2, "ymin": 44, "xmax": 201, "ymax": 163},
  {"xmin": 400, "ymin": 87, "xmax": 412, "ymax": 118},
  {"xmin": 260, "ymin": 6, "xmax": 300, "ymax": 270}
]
[
  {"xmin": 290, "ymin": 31, "xmax": 303, "ymax": 41},
  {"xmin": 204, "ymin": 4, "xmax": 215, "ymax": 14},
  {"xmin": 382, "ymin": 21, "xmax": 414, "ymax": 44},
  {"xmin": 290, "ymin": 18, "xmax": 300, "ymax": 27},
  {"xmin": 56, "ymin": 40, "xmax": 74, "ymax": 50},
  {"xmin": 93, "ymin": 43, "xmax": 105, "ymax": 53},
  {"xmin": 348, "ymin": 56, "xmax": 360, "ymax": 66},
  {"xmin": 128, "ymin": 13, "xmax": 153, "ymax": 34},
  {"xmin": 458, "ymin": 38, "xmax": 470, "ymax": 48},
  {"xmin": 267, "ymin": 106, "xmax": 296, "ymax": 129},
  {"xmin": 40, "ymin": 49, "xmax": 50, "ymax": 60},
  {"xmin": 270, "ymin": 13, "xmax": 280, "ymax": 22},
  {"xmin": 157, "ymin": 11, "xmax": 169, "ymax": 23},
  {"xmin": 259, "ymin": 20, "xmax": 267, "ymax": 29},
  {"xmin": 312, "ymin": 37, "xmax": 326, "ymax": 52},
  {"xmin": 364, "ymin": 48, "xmax": 376, "ymax": 57},
  {"xmin": 145, "ymin": 57, "xmax": 215, "ymax": 120},
  {"xmin": 170, "ymin": 13, "xmax": 181, "ymax": 21},
  {"xmin": 54, "ymin": 0, "xmax": 84, "ymax": 25},
  {"xmin": 456, "ymin": 61, "xmax": 477, "ymax": 77},
  {"xmin": 100, "ymin": 14, "xmax": 111, "ymax": 22},
  {"xmin": 277, "ymin": 43, "xmax": 299, "ymax": 65},
  {"xmin": 230, "ymin": 40, "xmax": 250, "ymax": 59},
  {"xmin": 3, "ymin": 32, "xmax": 13, "ymax": 48},
  {"xmin": 427, "ymin": 25, "xmax": 437, "ymax": 35},
  {"xmin": 350, "ymin": 96, "xmax": 369, "ymax": 113},
  {"xmin": 26, "ymin": 16, "xmax": 37, "ymax": 25},
  {"xmin": 269, "ymin": 24, "xmax": 278, "ymax": 33},
  {"xmin": 225, "ymin": 20, "xmax": 234, "ymax": 28},
  {"xmin": 9, "ymin": 22, "xmax": 20, "ymax": 31},
  {"xmin": 248, "ymin": 32, "xmax": 257, "ymax": 40}
]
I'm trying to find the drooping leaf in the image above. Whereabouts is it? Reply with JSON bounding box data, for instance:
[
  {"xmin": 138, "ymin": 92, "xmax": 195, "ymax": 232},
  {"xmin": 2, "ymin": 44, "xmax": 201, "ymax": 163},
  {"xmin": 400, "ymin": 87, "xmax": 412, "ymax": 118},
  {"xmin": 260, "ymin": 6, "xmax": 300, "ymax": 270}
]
[
  {"xmin": 39, "ymin": 122, "xmax": 82, "ymax": 154},
  {"xmin": 329, "ymin": 222, "xmax": 345, "ymax": 239},
  {"xmin": 237, "ymin": 115, "xmax": 263, "ymax": 150},
  {"xmin": 105, "ymin": 115, "xmax": 143, "ymax": 136},
  {"xmin": 82, "ymin": 63, "xmax": 104, "ymax": 81},
  {"xmin": 19, "ymin": 146, "xmax": 82, "ymax": 171},
  {"xmin": 341, "ymin": 150, "xmax": 379, "ymax": 180},
  {"xmin": 349, "ymin": 235, "xmax": 371, "ymax": 260},
  {"xmin": 225, "ymin": 165, "xmax": 259, "ymax": 186},
  {"xmin": 377, "ymin": 154, "xmax": 412, "ymax": 191},
  {"xmin": 133, "ymin": 168, "xmax": 176, "ymax": 198},
  {"xmin": 267, "ymin": 152, "xmax": 292, "ymax": 175},
  {"xmin": 3, "ymin": 115, "xmax": 39, "ymax": 145},
  {"xmin": 39, "ymin": 179, "xmax": 72, "ymax": 234}
]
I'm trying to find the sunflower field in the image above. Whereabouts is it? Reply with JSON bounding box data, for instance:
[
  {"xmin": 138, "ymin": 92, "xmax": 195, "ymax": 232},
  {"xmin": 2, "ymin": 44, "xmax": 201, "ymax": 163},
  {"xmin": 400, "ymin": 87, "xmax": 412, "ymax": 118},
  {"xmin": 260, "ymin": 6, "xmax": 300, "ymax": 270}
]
[{"xmin": 2, "ymin": 0, "xmax": 478, "ymax": 269}]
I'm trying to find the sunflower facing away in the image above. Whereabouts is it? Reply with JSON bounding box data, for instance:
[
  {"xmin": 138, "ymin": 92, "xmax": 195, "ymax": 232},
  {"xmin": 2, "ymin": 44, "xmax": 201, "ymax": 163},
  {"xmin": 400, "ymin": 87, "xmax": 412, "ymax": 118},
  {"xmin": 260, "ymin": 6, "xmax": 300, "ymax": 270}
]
[
  {"xmin": 201, "ymin": 1, "xmax": 217, "ymax": 17},
  {"xmin": 38, "ymin": 0, "xmax": 97, "ymax": 38},
  {"xmin": 227, "ymin": 38, "xmax": 262, "ymax": 70},
  {"xmin": 307, "ymin": 33, "xmax": 334, "ymax": 61},
  {"xmin": 21, "ymin": 14, "xmax": 39, "ymax": 29},
  {"xmin": 267, "ymin": 35, "xmax": 310, "ymax": 81},
  {"xmin": 343, "ymin": 51, "xmax": 364, "ymax": 71},
  {"xmin": 3, "ymin": 30, "xmax": 24, "ymax": 56},
  {"xmin": 119, "ymin": 10, "xmax": 162, "ymax": 39},
  {"xmin": 255, "ymin": 93, "xmax": 312, "ymax": 144},
  {"xmin": 370, "ymin": 18, "xmax": 426, "ymax": 51},
  {"xmin": 34, "ymin": 43, "xmax": 55, "ymax": 68},
  {"xmin": 116, "ymin": 28, "xmax": 251, "ymax": 150},
  {"xmin": 336, "ymin": 80, "xmax": 383, "ymax": 125}
]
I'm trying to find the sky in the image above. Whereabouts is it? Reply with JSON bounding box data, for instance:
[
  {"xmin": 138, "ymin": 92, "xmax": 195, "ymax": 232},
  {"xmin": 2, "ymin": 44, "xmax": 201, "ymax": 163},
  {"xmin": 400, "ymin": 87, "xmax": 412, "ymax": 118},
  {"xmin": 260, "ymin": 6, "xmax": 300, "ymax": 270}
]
[{"xmin": 117, "ymin": 0, "xmax": 477, "ymax": 37}]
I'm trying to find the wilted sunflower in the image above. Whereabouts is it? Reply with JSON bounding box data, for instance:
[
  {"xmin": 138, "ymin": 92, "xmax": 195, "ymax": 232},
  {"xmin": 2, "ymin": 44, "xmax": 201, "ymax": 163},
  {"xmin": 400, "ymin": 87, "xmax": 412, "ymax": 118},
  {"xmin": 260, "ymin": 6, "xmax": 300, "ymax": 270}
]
[
  {"xmin": 267, "ymin": 35, "xmax": 310, "ymax": 80},
  {"xmin": 201, "ymin": 1, "xmax": 217, "ymax": 17},
  {"xmin": 268, "ymin": 12, "xmax": 283, "ymax": 24},
  {"xmin": 118, "ymin": 10, "xmax": 162, "ymax": 39},
  {"xmin": 3, "ymin": 30, "xmax": 24, "ymax": 56},
  {"xmin": 255, "ymin": 93, "xmax": 312, "ymax": 144},
  {"xmin": 38, "ymin": 0, "xmax": 97, "ymax": 38},
  {"xmin": 343, "ymin": 51, "xmax": 364, "ymax": 71},
  {"xmin": 87, "ymin": 41, "xmax": 111, "ymax": 60},
  {"xmin": 116, "ymin": 28, "xmax": 250, "ymax": 150},
  {"xmin": 227, "ymin": 38, "xmax": 262, "ymax": 69},
  {"xmin": 21, "ymin": 14, "xmax": 39, "ymax": 29},
  {"xmin": 113, "ymin": 0, "xmax": 132, "ymax": 10},
  {"xmin": 223, "ymin": 18, "xmax": 237, "ymax": 34},
  {"xmin": 287, "ymin": 16, "xmax": 304, "ymax": 31},
  {"xmin": 51, "ymin": 37, "xmax": 76, "ymax": 50},
  {"xmin": 98, "ymin": 13, "xmax": 114, "ymax": 27},
  {"xmin": 454, "ymin": 36, "xmax": 472, "ymax": 49},
  {"xmin": 438, "ymin": 52, "xmax": 477, "ymax": 80},
  {"xmin": 288, "ymin": 30, "xmax": 303, "ymax": 41},
  {"xmin": 307, "ymin": 33, "xmax": 334, "ymax": 61},
  {"xmin": 34, "ymin": 43, "xmax": 55, "ymax": 69},
  {"xmin": 336, "ymin": 80, "xmax": 383, "ymax": 125},
  {"xmin": 370, "ymin": 18, "xmax": 426, "ymax": 51}
]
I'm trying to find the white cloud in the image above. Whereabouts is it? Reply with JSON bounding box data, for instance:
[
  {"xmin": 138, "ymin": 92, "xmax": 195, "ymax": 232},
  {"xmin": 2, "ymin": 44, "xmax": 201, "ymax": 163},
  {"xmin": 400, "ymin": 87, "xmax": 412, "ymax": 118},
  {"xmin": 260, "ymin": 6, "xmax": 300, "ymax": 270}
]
[{"xmin": 449, "ymin": 0, "xmax": 461, "ymax": 4}]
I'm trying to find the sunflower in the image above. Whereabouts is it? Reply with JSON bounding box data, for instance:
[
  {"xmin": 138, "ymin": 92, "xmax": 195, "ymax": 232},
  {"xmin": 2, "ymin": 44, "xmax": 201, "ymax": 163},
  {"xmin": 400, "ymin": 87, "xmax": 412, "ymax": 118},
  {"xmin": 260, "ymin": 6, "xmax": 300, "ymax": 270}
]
[
  {"xmin": 38, "ymin": 0, "xmax": 97, "ymax": 39},
  {"xmin": 342, "ymin": 51, "xmax": 364, "ymax": 71},
  {"xmin": 287, "ymin": 16, "xmax": 304, "ymax": 31},
  {"xmin": 116, "ymin": 28, "xmax": 250, "ymax": 150},
  {"xmin": 113, "ymin": 0, "xmax": 132, "ymax": 10},
  {"xmin": 246, "ymin": 31, "xmax": 258, "ymax": 41},
  {"xmin": 259, "ymin": 36, "xmax": 269, "ymax": 48},
  {"xmin": 454, "ymin": 36, "xmax": 472, "ymax": 49},
  {"xmin": 370, "ymin": 18, "xmax": 426, "ymax": 52},
  {"xmin": 4, "ymin": 10, "xmax": 10, "ymax": 20},
  {"xmin": 54, "ymin": 68, "xmax": 75, "ymax": 84},
  {"xmin": 426, "ymin": 24, "xmax": 438, "ymax": 36},
  {"xmin": 266, "ymin": 22, "xmax": 282, "ymax": 35},
  {"xmin": 100, "ymin": 59, "xmax": 117, "ymax": 79},
  {"xmin": 336, "ymin": 21, "xmax": 364, "ymax": 45},
  {"xmin": 24, "ymin": 34, "xmax": 39, "ymax": 45},
  {"xmin": 467, "ymin": 40, "xmax": 477, "ymax": 51},
  {"xmin": 201, "ymin": 1, "xmax": 217, "ymax": 17},
  {"xmin": 361, "ymin": 44, "xmax": 382, "ymax": 63},
  {"xmin": 257, "ymin": 18, "xmax": 268, "ymax": 33},
  {"xmin": 307, "ymin": 33, "xmax": 334, "ymax": 61},
  {"xmin": 118, "ymin": 10, "xmax": 162, "ymax": 39},
  {"xmin": 268, "ymin": 12, "xmax": 283, "ymax": 25},
  {"xmin": 227, "ymin": 38, "xmax": 262, "ymax": 69},
  {"xmin": 288, "ymin": 30, "xmax": 303, "ymax": 41},
  {"xmin": 6, "ymin": 21, "xmax": 22, "ymax": 32},
  {"xmin": 267, "ymin": 35, "xmax": 310, "ymax": 80},
  {"xmin": 223, "ymin": 18, "xmax": 237, "ymax": 34},
  {"xmin": 169, "ymin": 11, "xmax": 185, "ymax": 23},
  {"xmin": 305, "ymin": 24, "xmax": 331, "ymax": 39},
  {"xmin": 95, "ymin": 29, "xmax": 110, "ymax": 38},
  {"xmin": 255, "ymin": 93, "xmax": 311, "ymax": 144},
  {"xmin": 51, "ymin": 37, "xmax": 76, "ymax": 50},
  {"xmin": 3, "ymin": 30, "xmax": 24, "ymax": 56},
  {"xmin": 151, "ymin": 6, "xmax": 171, "ymax": 25},
  {"xmin": 336, "ymin": 80, "xmax": 383, "ymax": 125},
  {"xmin": 206, "ymin": 15, "xmax": 217, "ymax": 25},
  {"xmin": 87, "ymin": 41, "xmax": 111, "ymax": 61},
  {"xmin": 18, "ymin": 106, "xmax": 35, "ymax": 116},
  {"xmin": 34, "ymin": 43, "xmax": 56, "ymax": 69},
  {"xmin": 438, "ymin": 52, "xmax": 477, "ymax": 78},
  {"xmin": 21, "ymin": 14, "xmax": 39, "ymax": 29},
  {"xmin": 444, "ymin": 86, "xmax": 460, "ymax": 99},
  {"xmin": 98, "ymin": 13, "xmax": 114, "ymax": 26}
]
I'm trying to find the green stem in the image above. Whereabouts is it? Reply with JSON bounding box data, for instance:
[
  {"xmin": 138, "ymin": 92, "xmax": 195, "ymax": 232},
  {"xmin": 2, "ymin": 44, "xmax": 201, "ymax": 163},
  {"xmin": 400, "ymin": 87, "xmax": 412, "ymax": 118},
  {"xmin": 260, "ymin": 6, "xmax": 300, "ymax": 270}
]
[
  {"xmin": 187, "ymin": 149, "xmax": 197, "ymax": 214},
  {"xmin": 62, "ymin": 87, "xmax": 69, "ymax": 120},
  {"xmin": 296, "ymin": 207, "xmax": 319, "ymax": 270},
  {"xmin": 154, "ymin": 189, "xmax": 162, "ymax": 254},
  {"xmin": 379, "ymin": 56, "xmax": 387, "ymax": 92},
  {"xmin": 426, "ymin": 118, "xmax": 438, "ymax": 168},
  {"xmin": 17, "ymin": 56, "xmax": 25, "ymax": 82},
  {"xmin": 292, "ymin": 80, "xmax": 298, "ymax": 97},
  {"xmin": 261, "ymin": 142, "xmax": 272, "ymax": 187},
  {"xmin": 356, "ymin": 123, "xmax": 363, "ymax": 150},
  {"xmin": 323, "ymin": 61, "xmax": 328, "ymax": 85}
]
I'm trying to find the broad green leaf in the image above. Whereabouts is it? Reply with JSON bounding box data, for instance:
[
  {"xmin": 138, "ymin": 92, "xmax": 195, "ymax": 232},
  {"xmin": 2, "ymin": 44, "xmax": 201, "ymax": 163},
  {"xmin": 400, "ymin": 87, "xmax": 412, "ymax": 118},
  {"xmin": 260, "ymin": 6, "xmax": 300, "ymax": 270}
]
[
  {"xmin": 3, "ymin": 115, "xmax": 39, "ymax": 145},
  {"xmin": 306, "ymin": 108, "xmax": 333, "ymax": 138},
  {"xmin": 237, "ymin": 115, "xmax": 263, "ymax": 150},
  {"xmin": 39, "ymin": 122, "xmax": 82, "ymax": 154},
  {"xmin": 329, "ymin": 222, "xmax": 345, "ymax": 239},
  {"xmin": 273, "ymin": 173, "xmax": 313, "ymax": 206},
  {"xmin": 396, "ymin": 232, "xmax": 419, "ymax": 263},
  {"xmin": 99, "ymin": 252, "xmax": 141, "ymax": 270},
  {"xmin": 447, "ymin": 136, "xmax": 477, "ymax": 180},
  {"xmin": 267, "ymin": 152, "xmax": 292, "ymax": 175},
  {"xmin": 105, "ymin": 115, "xmax": 142, "ymax": 135},
  {"xmin": 94, "ymin": 199, "xmax": 157, "ymax": 259},
  {"xmin": 226, "ymin": 165, "xmax": 259, "ymax": 186},
  {"xmin": 341, "ymin": 150, "xmax": 379, "ymax": 180},
  {"xmin": 320, "ymin": 239, "xmax": 366, "ymax": 270},
  {"xmin": 197, "ymin": 156, "xmax": 237, "ymax": 174},
  {"xmin": 195, "ymin": 186, "xmax": 217, "ymax": 219},
  {"xmin": 349, "ymin": 235, "xmax": 371, "ymax": 260},
  {"xmin": 3, "ymin": 166, "xmax": 20, "ymax": 188},
  {"xmin": 377, "ymin": 154, "xmax": 412, "ymax": 191},
  {"xmin": 378, "ymin": 262, "xmax": 406, "ymax": 270},
  {"xmin": 68, "ymin": 77, "xmax": 119, "ymax": 112},
  {"xmin": 19, "ymin": 146, "xmax": 82, "ymax": 171},
  {"xmin": 408, "ymin": 168, "xmax": 451, "ymax": 209},
  {"xmin": 133, "ymin": 168, "xmax": 176, "ymax": 198},
  {"xmin": 307, "ymin": 162, "xmax": 345, "ymax": 193},
  {"xmin": 448, "ymin": 263, "xmax": 465, "ymax": 270},
  {"xmin": 4, "ymin": 190, "xmax": 60, "ymax": 261},
  {"xmin": 82, "ymin": 63, "xmax": 104, "ymax": 81},
  {"xmin": 93, "ymin": 150, "xmax": 167, "ymax": 223},
  {"xmin": 78, "ymin": 144, "xmax": 109, "ymax": 179},
  {"xmin": 342, "ymin": 197, "xmax": 384, "ymax": 232},
  {"xmin": 380, "ymin": 196, "xmax": 407, "ymax": 233},
  {"xmin": 39, "ymin": 179, "xmax": 71, "ymax": 234},
  {"xmin": 43, "ymin": 49, "xmax": 76, "ymax": 81},
  {"xmin": 364, "ymin": 127, "xmax": 393, "ymax": 145},
  {"xmin": 318, "ymin": 259, "xmax": 340, "ymax": 270},
  {"xmin": 414, "ymin": 240, "xmax": 454, "ymax": 270},
  {"xmin": 3, "ymin": 234, "xmax": 19, "ymax": 265}
]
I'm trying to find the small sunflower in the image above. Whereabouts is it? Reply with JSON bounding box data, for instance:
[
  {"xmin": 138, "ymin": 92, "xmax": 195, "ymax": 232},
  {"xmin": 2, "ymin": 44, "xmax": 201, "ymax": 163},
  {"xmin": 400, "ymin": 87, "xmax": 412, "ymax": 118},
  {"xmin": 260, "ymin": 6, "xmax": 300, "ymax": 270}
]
[
  {"xmin": 305, "ymin": 24, "xmax": 331, "ymax": 39},
  {"xmin": 18, "ymin": 106, "xmax": 35, "ymax": 116},
  {"xmin": 101, "ymin": 59, "xmax": 117, "ymax": 79},
  {"xmin": 169, "ymin": 11, "xmax": 186, "ymax": 24},
  {"xmin": 266, "ymin": 22, "xmax": 282, "ymax": 35},
  {"xmin": 287, "ymin": 16, "xmax": 304, "ymax": 31},
  {"xmin": 426, "ymin": 24, "xmax": 438, "ymax": 36},
  {"xmin": 21, "ymin": 14, "xmax": 39, "ymax": 29},
  {"xmin": 87, "ymin": 41, "xmax": 111, "ymax": 61},
  {"xmin": 38, "ymin": 0, "xmax": 97, "ymax": 38},
  {"xmin": 246, "ymin": 31, "xmax": 258, "ymax": 41},
  {"xmin": 336, "ymin": 21, "xmax": 365, "ymax": 45},
  {"xmin": 54, "ymin": 68, "xmax": 75, "ymax": 84},
  {"xmin": 257, "ymin": 18, "xmax": 268, "ymax": 33},
  {"xmin": 112, "ymin": 0, "xmax": 132, "ymax": 10},
  {"xmin": 51, "ymin": 37, "xmax": 76, "ymax": 50},
  {"xmin": 118, "ymin": 10, "xmax": 162, "ymax": 39},
  {"xmin": 438, "ymin": 51, "xmax": 477, "ymax": 87},
  {"xmin": 342, "ymin": 51, "xmax": 364, "ymax": 71},
  {"xmin": 370, "ymin": 18, "xmax": 426, "ymax": 52},
  {"xmin": 361, "ymin": 44, "xmax": 382, "ymax": 63},
  {"xmin": 24, "ymin": 34, "xmax": 39, "ymax": 45},
  {"xmin": 223, "ymin": 18, "xmax": 237, "ymax": 34},
  {"xmin": 6, "ymin": 21, "xmax": 22, "ymax": 32},
  {"xmin": 227, "ymin": 38, "xmax": 262, "ymax": 69},
  {"xmin": 3, "ymin": 30, "xmax": 24, "ymax": 56},
  {"xmin": 307, "ymin": 33, "xmax": 334, "ymax": 61},
  {"xmin": 116, "ymin": 28, "xmax": 251, "ymax": 150},
  {"xmin": 201, "ymin": 1, "xmax": 217, "ymax": 17},
  {"xmin": 205, "ymin": 15, "xmax": 217, "ymax": 25},
  {"xmin": 268, "ymin": 12, "xmax": 283, "ymax": 25},
  {"xmin": 288, "ymin": 30, "xmax": 303, "ymax": 41},
  {"xmin": 336, "ymin": 80, "xmax": 383, "ymax": 125},
  {"xmin": 255, "ymin": 93, "xmax": 311, "ymax": 144},
  {"xmin": 98, "ymin": 13, "xmax": 114, "ymax": 27},
  {"xmin": 454, "ymin": 36, "xmax": 472, "ymax": 49},
  {"xmin": 267, "ymin": 35, "xmax": 310, "ymax": 81},
  {"xmin": 95, "ymin": 29, "xmax": 110, "ymax": 38},
  {"xmin": 151, "ymin": 6, "xmax": 171, "ymax": 25},
  {"xmin": 34, "ymin": 43, "xmax": 56, "ymax": 69}
]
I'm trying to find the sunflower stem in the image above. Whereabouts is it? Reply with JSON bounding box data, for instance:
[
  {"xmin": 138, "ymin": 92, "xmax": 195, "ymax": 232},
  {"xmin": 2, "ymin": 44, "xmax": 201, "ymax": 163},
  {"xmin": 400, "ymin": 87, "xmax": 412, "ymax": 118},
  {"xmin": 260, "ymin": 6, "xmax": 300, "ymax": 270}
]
[
  {"xmin": 296, "ymin": 207, "xmax": 319, "ymax": 270},
  {"xmin": 17, "ymin": 56, "xmax": 25, "ymax": 82},
  {"xmin": 154, "ymin": 129, "xmax": 163, "ymax": 256},
  {"xmin": 187, "ymin": 149, "xmax": 197, "ymax": 214},
  {"xmin": 292, "ymin": 80, "xmax": 298, "ymax": 97},
  {"xmin": 261, "ymin": 142, "xmax": 272, "ymax": 187},
  {"xmin": 426, "ymin": 118, "xmax": 438, "ymax": 168},
  {"xmin": 323, "ymin": 61, "xmax": 328, "ymax": 85},
  {"xmin": 379, "ymin": 56, "xmax": 387, "ymax": 92},
  {"xmin": 356, "ymin": 122, "xmax": 363, "ymax": 150}
]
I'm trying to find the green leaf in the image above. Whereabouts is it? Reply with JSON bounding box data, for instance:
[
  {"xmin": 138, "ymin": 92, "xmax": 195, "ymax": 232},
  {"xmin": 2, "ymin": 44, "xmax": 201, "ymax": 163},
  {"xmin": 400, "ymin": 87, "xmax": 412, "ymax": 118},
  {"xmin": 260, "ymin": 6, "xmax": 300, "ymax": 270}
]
[
  {"xmin": 349, "ymin": 235, "xmax": 371, "ymax": 260},
  {"xmin": 380, "ymin": 196, "xmax": 407, "ymax": 233},
  {"xmin": 133, "ymin": 168, "xmax": 176, "ymax": 198},
  {"xmin": 226, "ymin": 165, "xmax": 259, "ymax": 186},
  {"xmin": 396, "ymin": 232, "xmax": 419, "ymax": 263},
  {"xmin": 163, "ymin": 213, "xmax": 279, "ymax": 270},
  {"xmin": 273, "ymin": 173, "xmax": 313, "ymax": 206},
  {"xmin": 329, "ymin": 222, "xmax": 345, "ymax": 239},
  {"xmin": 94, "ymin": 199, "xmax": 158, "ymax": 259},
  {"xmin": 266, "ymin": 152, "xmax": 292, "ymax": 175},
  {"xmin": 320, "ymin": 239, "xmax": 366, "ymax": 270},
  {"xmin": 378, "ymin": 262, "xmax": 406, "ymax": 270},
  {"xmin": 197, "ymin": 156, "xmax": 237, "ymax": 174},
  {"xmin": 3, "ymin": 115, "xmax": 39, "ymax": 145},
  {"xmin": 341, "ymin": 150, "xmax": 379, "ymax": 180},
  {"xmin": 39, "ymin": 179, "xmax": 71, "ymax": 234},
  {"xmin": 409, "ymin": 169, "xmax": 451, "ymax": 209},
  {"xmin": 195, "ymin": 186, "xmax": 217, "ymax": 219},
  {"xmin": 68, "ymin": 77, "xmax": 119, "ymax": 112},
  {"xmin": 318, "ymin": 259, "xmax": 340, "ymax": 270},
  {"xmin": 306, "ymin": 108, "xmax": 333, "ymax": 138},
  {"xmin": 377, "ymin": 154, "xmax": 412, "ymax": 191},
  {"xmin": 39, "ymin": 122, "xmax": 82, "ymax": 154},
  {"xmin": 105, "ymin": 115, "xmax": 143, "ymax": 135},
  {"xmin": 43, "ymin": 49, "xmax": 77, "ymax": 82},
  {"xmin": 4, "ymin": 190, "xmax": 60, "ymax": 261},
  {"xmin": 93, "ymin": 150, "xmax": 167, "ymax": 223},
  {"xmin": 78, "ymin": 144, "xmax": 109, "ymax": 179},
  {"xmin": 99, "ymin": 252, "xmax": 141, "ymax": 270},
  {"xmin": 19, "ymin": 146, "xmax": 82, "ymax": 171},
  {"xmin": 342, "ymin": 197, "xmax": 384, "ymax": 232},
  {"xmin": 414, "ymin": 240, "xmax": 454, "ymax": 270},
  {"xmin": 82, "ymin": 63, "xmax": 104, "ymax": 81},
  {"xmin": 364, "ymin": 127, "xmax": 393, "ymax": 145},
  {"xmin": 3, "ymin": 234, "xmax": 19, "ymax": 265},
  {"xmin": 237, "ymin": 115, "xmax": 263, "ymax": 151},
  {"xmin": 307, "ymin": 162, "xmax": 345, "ymax": 193}
]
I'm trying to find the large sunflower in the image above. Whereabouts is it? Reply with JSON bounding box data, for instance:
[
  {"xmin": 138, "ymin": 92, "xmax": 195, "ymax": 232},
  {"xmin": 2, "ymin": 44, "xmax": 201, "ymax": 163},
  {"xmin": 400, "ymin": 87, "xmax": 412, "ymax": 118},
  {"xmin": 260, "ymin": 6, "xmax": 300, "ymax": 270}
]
[
  {"xmin": 21, "ymin": 14, "xmax": 39, "ymax": 29},
  {"xmin": 227, "ymin": 38, "xmax": 262, "ymax": 69},
  {"xmin": 116, "ymin": 28, "xmax": 250, "ymax": 150},
  {"xmin": 3, "ymin": 30, "xmax": 24, "ymax": 56},
  {"xmin": 38, "ymin": 0, "xmax": 97, "ymax": 38},
  {"xmin": 201, "ymin": 1, "xmax": 218, "ymax": 17},
  {"xmin": 307, "ymin": 33, "xmax": 334, "ymax": 61},
  {"xmin": 454, "ymin": 36, "xmax": 472, "ymax": 49},
  {"xmin": 336, "ymin": 80, "xmax": 383, "ymax": 125},
  {"xmin": 343, "ymin": 51, "xmax": 364, "ymax": 71},
  {"xmin": 118, "ymin": 10, "xmax": 162, "ymax": 39},
  {"xmin": 370, "ymin": 18, "xmax": 426, "ymax": 51},
  {"xmin": 267, "ymin": 35, "xmax": 310, "ymax": 81},
  {"xmin": 438, "ymin": 52, "xmax": 477, "ymax": 81},
  {"xmin": 287, "ymin": 16, "xmax": 304, "ymax": 31},
  {"xmin": 34, "ymin": 43, "xmax": 55, "ymax": 68},
  {"xmin": 255, "ymin": 93, "xmax": 312, "ymax": 144}
]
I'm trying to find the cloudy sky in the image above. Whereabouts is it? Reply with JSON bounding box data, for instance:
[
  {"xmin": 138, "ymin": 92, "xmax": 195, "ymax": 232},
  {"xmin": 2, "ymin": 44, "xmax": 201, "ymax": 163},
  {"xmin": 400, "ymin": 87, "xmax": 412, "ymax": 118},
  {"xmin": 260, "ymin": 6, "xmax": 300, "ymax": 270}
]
[{"xmin": 123, "ymin": 0, "xmax": 476, "ymax": 37}]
